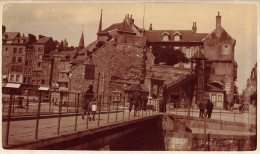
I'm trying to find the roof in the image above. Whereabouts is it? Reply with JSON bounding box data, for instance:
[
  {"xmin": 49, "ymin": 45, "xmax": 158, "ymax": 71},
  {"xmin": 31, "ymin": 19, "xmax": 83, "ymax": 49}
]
[
  {"xmin": 191, "ymin": 50, "xmax": 208, "ymax": 60},
  {"xmin": 78, "ymin": 40, "xmax": 98, "ymax": 55},
  {"xmin": 35, "ymin": 37, "xmax": 52, "ymax": 44},
  {"xmin": 97, "ymin": 20, "xmax": 136, "ymax": 35},
  {"xmin": 145, "ymin": 30, "xmax": 208, "ymax": 42},
  {"xmin": 2, "ymin": 32, "xmax": 20, "ymax": 40},
  {"xmin": 206, "ymin": 84, "xmax": 225, "ymax": 92},
  {"xmin": 49, "ymin": 50, "xmax": 77, "ymax": 60},
  {"xmin": 70, "ymin": 55, "xmax": 87, "ymax": 64}
]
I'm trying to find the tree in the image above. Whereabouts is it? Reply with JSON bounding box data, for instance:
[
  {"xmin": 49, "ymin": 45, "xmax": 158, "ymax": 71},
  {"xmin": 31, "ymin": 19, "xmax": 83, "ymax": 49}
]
[{"xmin": 152, "ymin": 46, "xmax": 188, "ymax": 65}]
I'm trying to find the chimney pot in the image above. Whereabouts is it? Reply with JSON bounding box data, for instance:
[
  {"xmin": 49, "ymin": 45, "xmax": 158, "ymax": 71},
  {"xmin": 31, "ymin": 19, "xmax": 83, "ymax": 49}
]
[
  {"xmin": 149, "ymin": 23, "xmax": 153, "ymax": 30},
  {"xmin": 216, "ymin": 12, "xmax": 221, "ymax": 29}
]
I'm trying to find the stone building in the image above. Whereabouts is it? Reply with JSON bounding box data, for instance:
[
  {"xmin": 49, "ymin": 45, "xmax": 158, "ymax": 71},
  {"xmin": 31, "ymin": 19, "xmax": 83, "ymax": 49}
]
[
  {"xmin": 203, "ymin": 12, "xmax": 237, "ymax": 106},
  {"xmin": 32, "ymin": 36, "xmax": 56, "ymax": 87},
  {"xmin": 2, "ymin": 30, "xmax": 36, "ymax": 84}
]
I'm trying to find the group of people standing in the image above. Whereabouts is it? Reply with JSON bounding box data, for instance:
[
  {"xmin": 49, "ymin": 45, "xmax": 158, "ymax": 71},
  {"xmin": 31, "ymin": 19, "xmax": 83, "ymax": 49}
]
[
  {"xmin": 82, "ymin": 85, "xmax": 97, "ymax": 121},
  {"xmin": 129, "ymin": 90, "xmax": 148, "ymax": 116},
  {"xmin": 199, "ymin": 98, "xmax": 214, "ymax": 118}
]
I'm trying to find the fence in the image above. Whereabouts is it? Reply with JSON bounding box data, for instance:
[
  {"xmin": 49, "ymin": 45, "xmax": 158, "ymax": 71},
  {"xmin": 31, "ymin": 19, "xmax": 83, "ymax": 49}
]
[
  {"xmin": 2, "ymin": 89, "xmax": 160, "ymax": 146},
  {"xmin": 165, "ymin": 103, "xmax": 257, "ymax": 124}
]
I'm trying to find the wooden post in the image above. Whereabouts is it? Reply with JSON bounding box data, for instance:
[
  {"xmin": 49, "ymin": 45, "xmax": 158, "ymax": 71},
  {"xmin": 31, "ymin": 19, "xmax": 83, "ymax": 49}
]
[
  {"xmin": 75, "ymin": 93, "xmax": 79, "ymax": 131},
  {"xmin": 98, "ymin": 95, "xmax": 101, "ymax": 127},
  {"xmin": 115, "ymin": 98, "xmax": 119, "ymax": 122},
  {"xmin": 107, "ymin": 96, "xmax": 110, "ymax": 124},
  {"xmin": 12, "ymin": 94, "xmax": 15, "ymax": 114},
  {"xmin": 122, "ymin": 97, "xmax": 125, "ymax": 120},
  {"xmin": 67, "ymin": 92, "xmax": 69, "ymax": 112},
  {"xmin": 26, "ymin": 89, "xmax": 29, "ymax": 112},
  {"xmin": 35, "ymin": 91, "xmax": 42, "ymax": 140},
  {"xmin": 49, "ymin": 91, "xmax": 52, "ymax": 113},
  {"xmin": 5, "ymin": 93, "xmax": 13, "ymax": 145},
  {"xmin": 57, "ymin": 92, "xmax": 63, "ymax": 135},
  {"xmin": 204, "ymin": 115, "xmax": 207, "ymax": 150}
]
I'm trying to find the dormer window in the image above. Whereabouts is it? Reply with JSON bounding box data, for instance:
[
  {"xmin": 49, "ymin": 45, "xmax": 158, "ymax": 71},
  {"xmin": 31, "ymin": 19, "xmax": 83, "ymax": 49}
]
[
  {"xmin": 173, "ymin": 32, "xmax": 181, "ymax": 41},
  {"xmin": 162, "ymin": 32, "xmax": 170, "ymax": 41},
  {"xmin": 222, "ymin": 45, "xmax": 230, "ymax": 55}
]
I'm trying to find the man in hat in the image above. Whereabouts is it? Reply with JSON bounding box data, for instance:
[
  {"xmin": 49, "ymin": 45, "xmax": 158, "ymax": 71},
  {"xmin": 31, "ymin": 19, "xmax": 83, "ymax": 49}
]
[{"xmin": 206, "ymin": 97, "xmax": 214, "ymax": 118}]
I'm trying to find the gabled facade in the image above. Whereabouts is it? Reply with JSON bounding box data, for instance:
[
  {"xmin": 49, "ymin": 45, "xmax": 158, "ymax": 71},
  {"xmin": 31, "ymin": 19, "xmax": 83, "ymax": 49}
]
[{"xmin": 203, "ymin": 12, "xmax": 237, "ymax": 105}]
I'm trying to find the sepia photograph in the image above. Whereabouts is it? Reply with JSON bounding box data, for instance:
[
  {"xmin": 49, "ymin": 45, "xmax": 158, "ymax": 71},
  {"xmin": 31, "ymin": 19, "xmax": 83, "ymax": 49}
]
[{"xmin": 1, "ymin": 0, "xmax": 258, "ymax": 152}]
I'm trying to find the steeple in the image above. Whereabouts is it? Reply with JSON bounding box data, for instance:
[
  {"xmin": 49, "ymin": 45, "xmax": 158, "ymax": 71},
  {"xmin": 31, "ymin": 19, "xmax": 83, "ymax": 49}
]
[
  {"xmin": 98, "ymin": 9, "xmax": 103, "ymax": 34},
  {"xmin": 78, "ymin": 30, "xmax": 85, "ymax": 50}
]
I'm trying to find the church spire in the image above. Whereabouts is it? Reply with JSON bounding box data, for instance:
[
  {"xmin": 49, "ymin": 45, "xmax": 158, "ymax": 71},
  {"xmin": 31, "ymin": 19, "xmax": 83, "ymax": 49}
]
[
  {"xmin": 78, "ymin": 29, "xmax": 85, "ymax": 50},
  {"xmin": 98, "ymin": 9, "xmax": 103, "ymax": 34}
]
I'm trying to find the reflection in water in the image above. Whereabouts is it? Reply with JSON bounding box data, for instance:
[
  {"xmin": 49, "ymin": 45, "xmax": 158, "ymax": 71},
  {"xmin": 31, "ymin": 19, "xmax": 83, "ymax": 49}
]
[{"xmin": 106, "ymin": 116, "xmax": 256, "ymax": 151}]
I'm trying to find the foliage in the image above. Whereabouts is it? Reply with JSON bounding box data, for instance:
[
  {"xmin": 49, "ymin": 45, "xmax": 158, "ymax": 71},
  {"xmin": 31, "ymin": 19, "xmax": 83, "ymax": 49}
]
[{"xmin": 152, "ymin": 46, "xmax": 188, "ymax": 65}]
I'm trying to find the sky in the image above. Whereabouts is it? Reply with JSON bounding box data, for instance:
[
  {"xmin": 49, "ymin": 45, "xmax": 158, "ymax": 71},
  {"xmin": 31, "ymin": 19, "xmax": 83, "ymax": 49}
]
[{"xmin": 1, "ymin": 1, "xmax": 258, "ymax": 94}]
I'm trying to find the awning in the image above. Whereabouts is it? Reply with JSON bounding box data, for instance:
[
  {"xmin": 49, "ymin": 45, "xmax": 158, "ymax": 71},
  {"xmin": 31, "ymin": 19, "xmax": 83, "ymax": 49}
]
[
  {"xmin": 4, "ymin": 83, "xmax": 21, "ymax": 88},
  {"xmin": 38, "ymin": 87, "xmax": 49, "ymax": 91}
]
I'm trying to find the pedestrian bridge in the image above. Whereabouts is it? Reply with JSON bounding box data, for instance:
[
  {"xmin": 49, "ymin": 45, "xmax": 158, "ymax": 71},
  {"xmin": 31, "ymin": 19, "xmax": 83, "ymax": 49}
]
[{"xmin": 2, "ymin": 109, "xmax": 256, "ymax": 150}]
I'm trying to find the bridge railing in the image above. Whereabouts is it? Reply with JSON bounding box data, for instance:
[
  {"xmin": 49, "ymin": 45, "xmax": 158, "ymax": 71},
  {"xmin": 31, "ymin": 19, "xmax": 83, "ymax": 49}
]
[
  {"xmin": 165, "ymin": 102, "xmax": 257, "ymax": 125},
  {"xmin": 2, "ymin": 89, "xmax": 160, "ymax": 147}
]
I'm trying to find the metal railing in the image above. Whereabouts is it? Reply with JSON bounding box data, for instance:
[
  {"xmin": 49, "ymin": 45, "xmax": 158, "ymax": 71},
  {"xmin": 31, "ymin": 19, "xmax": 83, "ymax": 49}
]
[{"xmin": 2, "ymin": 89, "xmax": 160, "ymax": 146}]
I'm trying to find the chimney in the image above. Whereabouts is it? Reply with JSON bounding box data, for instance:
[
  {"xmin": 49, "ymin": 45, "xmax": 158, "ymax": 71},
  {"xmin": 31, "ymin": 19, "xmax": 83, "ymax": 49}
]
[
  {"xmin": 216, "ymin": 12, "xmax": 221, "ymax": 29},
  {"xmin": 192, "ymin": 22, "xmax": 197, "ymax": 32},
  {"xmin": 38, "ymin": 35, "xmax": 45, "ymax": 39},
  {"xmin": 2, "ymin": 25, "xmax": 6, "ymax": 34},
  {"xmin": 149, "ymin": 23, "xmax": 153, "ymax": 30}
]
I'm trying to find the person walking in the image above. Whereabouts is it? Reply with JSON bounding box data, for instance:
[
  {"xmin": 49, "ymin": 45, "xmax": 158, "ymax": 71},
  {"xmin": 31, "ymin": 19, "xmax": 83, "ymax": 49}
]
[
  {"xmin": 91, "ymin": 98, "xmax": 97, "ymax": 121},
  {"xmin": 206, "ymin": 99, "xmax": 214, "ymax": 118},
  {"xmin": 82, "ymin": 94, "xmax": 91, "ymax": 120},
  {"xmin": 199, "ymin": 102, "xmax": 204, "ymax": 118}
]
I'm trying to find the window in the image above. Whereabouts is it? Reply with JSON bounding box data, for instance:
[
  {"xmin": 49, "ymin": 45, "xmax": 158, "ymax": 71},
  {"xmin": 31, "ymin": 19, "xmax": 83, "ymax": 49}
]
[
  {"xmin": 28, "ymin": 77, "xmax": 31, "ymax": 83},
  {"xmin": 186, "ymin": 48, "xmax": 191, "ymax": 58},
  {"xmin": 16, "ymin": 75, "xmax": 20, "ymax": 82},
  {"xmin": 24, "ymin": 68, "xmax": 27, "ymax": 74},
  {"xmin": 19, "ymin": 48, "xmax": 23, "ymax": 54},
  {"xmin": 84, "ymin": 65, "xmax": 95, "ymax": 80},
  {"xmin": 182, "ymin": 47, "xmax": 186, "ymax": 54},
  {"xmin": 174, "ymin": 35, "xmax": 180, "ymax": 41},
  {"xmin": 18, "ymin": 57, "xmax": 22, "ymax": 63},
  {"xmin": 29, "ymin": 60, "xmax": 32, "ymax": 66},
  {"xmin": 112, "ymin": 91, "xmax": 121, "ymax": 102},
  {"xmin": 225, "ymin": 83, "xmax": 231, "ymax": 92},
  {"xmin": 12, "ymin": 57, "xmax": 16, "ymax": 63},
  {"xmin": 43, "ymin": 70, "xmax": 46, "ymax": 76},
  {"xmin": 28, "ymin": 69, "xmax": 31, "ymax": 75},
  {"xmin": 10, "ymin": 75, "xmax": 14, "ymax": 81},
  {"xmin": 211, "ymin": 94, "xmax": 216, "ymax": 102},
  {"xmin": 217, "ymin": 95, "xmax": 223, "ymax": 102},
  {"xmin": 26, "ymin": 53, "xmax": 29, "ymax": 58},
  {"xmin": 41, "ymin": 80, "xmax": 45, "ymax": 84},
  {"xmin": 222, "ymin": 45, "xmax": 230, "ymax": 55},
  {"xmin": 38, "ymin": 62, "xmax": 41, "ymax": 67},
  {"xmin": 39, "ymin": 55, "xmax": 42, "ymax": 60},
  {"xmin": 162, "ymin": 35, "xmax": 169, "ymax": 41},
  {"xmin": 30, "ymin": 53, "xmax": 33, "ymax": 58},
  {"xmin": 13, "ymin": 47, "xmax": 17, "ymax": 54},
  {"xmin": 5, "ymin": 47, "xmax": 8, "ymax": 52},
  {"xmin": 174, "ymin": 47, "xmax": 180, "ymax": 50},
  {"xmin": 37, "ymin": 80, "xmax": 40, "ymax": 85},
  {"xmin": 38, "ymin": 47, "xmax": 43, "ymax": 52},
  {"xmin": 23, "ymin": 77, "xmax": 27, "ymax": 83},
  {"xmin": 32, "ymin": 80, "xmax": 35, "ymax": 84},
  {"xmin": 152, "ymin": 84, "xmax": 159, "ymax": 98},
  {"xmin": 25, "ymin": 60, "xmax": 29, "ymax": 66}
]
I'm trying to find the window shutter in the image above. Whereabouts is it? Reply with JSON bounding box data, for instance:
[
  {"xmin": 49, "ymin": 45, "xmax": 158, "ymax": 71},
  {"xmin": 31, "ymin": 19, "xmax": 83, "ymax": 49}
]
[{"xmin": 85, "ymin": 65, "xmax": 95, "ymax": 80}]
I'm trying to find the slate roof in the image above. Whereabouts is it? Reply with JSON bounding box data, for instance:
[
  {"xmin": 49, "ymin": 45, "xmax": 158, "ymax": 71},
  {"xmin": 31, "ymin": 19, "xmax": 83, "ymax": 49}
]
[
  {"xmin": 2, "ymin": 32, "xmax": 20, "ymax": 40},
  {"xmin": 49, "ymin": 50, "xmax": 77, "ymax": 60},
  {"xmin": 35, "ymin": 37, "xmax": 52, "ymax": 44},
  {"xmin": 70, "ymin": 55, "xmax": 87, "ymax": 65},
  {"xmin": 78, "ymin": 40, "xmax": 98, "ymax": 55},
  {"xmin": 97, "ymin": 20, "xmax": 137, "ymax": 35},
  {"xmin": 206, "ymin": 83, "xmax": 225, "ymax": 92},
  {"xmin": 145, "ymin": 30, "xmax": 208, "ymax": 42}
]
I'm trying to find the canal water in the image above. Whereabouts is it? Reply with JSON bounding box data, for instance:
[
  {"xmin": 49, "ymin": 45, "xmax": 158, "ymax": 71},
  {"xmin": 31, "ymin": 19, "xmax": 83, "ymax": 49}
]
[{"xmin": 109, "ymin": 116, "xmax": 256, "ymax": 151}]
